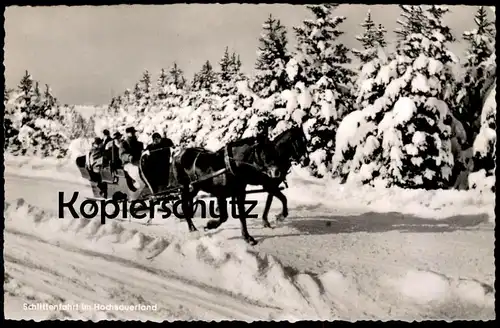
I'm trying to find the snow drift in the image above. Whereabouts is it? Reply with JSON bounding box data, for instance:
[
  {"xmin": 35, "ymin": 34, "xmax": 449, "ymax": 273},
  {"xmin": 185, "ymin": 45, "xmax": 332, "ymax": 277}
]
[{"xmin": 4, "ymin": 199, "xmax": 495, "ymax": 321}]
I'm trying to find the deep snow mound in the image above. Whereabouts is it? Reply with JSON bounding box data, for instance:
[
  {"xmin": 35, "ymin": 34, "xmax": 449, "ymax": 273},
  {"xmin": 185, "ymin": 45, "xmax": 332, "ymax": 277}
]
[
  {"xmin": 285, "ymin": 167, "xmax": 496, "ymax": 223},
  {"xmin": 4, "ymin": 199, "xmax": 495, "ymax": 321}
]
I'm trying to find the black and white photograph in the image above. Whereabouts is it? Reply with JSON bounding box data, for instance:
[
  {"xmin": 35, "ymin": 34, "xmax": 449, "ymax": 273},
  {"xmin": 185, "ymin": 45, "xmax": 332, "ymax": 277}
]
[{"xmin": 3, "ymin": 3, "xmax": 496, "ymax": 321}]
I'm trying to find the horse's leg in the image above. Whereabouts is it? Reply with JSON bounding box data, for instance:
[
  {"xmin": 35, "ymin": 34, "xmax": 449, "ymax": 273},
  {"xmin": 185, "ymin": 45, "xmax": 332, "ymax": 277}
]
[
  {"xmin": 265, "ymin": 183, "xmax": 288, "ymax": 221},
  {"xmin": 262, "ymin": 193, "xmax": 273, "ymax": 228},
  {"xmin": 236, "ymin": 190, "xmax": 257, "ymax": 246},
  {"xmin": 274, "ymin": 188, "xmax": 288, "ymax": 221},
  {"xmin": 181, "ymin": 186, "xmax": 197, "ymax": 232},
  {"xmin": 204, "ymin": 196, "xmax": 228, "ymax": 231}
]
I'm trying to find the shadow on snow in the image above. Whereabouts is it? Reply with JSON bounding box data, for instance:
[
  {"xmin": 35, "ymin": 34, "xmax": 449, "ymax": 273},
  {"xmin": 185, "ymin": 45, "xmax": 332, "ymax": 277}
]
[{"xmin": 285, "ymin": 211, "xmax": 491, "ymax": 235}]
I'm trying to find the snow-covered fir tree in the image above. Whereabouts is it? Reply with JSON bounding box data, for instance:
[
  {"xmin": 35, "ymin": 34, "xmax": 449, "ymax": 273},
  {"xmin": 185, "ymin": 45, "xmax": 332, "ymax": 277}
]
[
  {"xmin": 469, "ymin": 79, "xmax": 496, "ymax": 192},
  {"xmin": 60, "ymin": 105, "xmax": 96, "ymax": 140},
  {"xmin": 167, "ymin": 63, "xmax": 187, "ymax": 90},
  {"xmin": 207, "ymin": 79, "xmax": 280, "ymax": 151},
  {"xmin": 4, "ymin": 84, "xmax": 19, "ymax": 151},
  {"xmin": 155, "ymin": 63, "xmax": 187, "ymax": 111},
  {"xmin": 332, "ymin": 5, "xmax": 459, "ymax": 189},
  {"xmin": 283, "ymin": 4, "xmax": 356, "ymax": 177},
  {"xmin": 108, "ymin": 95, "xmax": 124, "ymax": 115},
  {"xmin": 251, "ymin": 14, "xmax": 291, "ymax": 98},
  {"xmin": 229, "ymin": 52, "xmax": 245, "ymax": 81},
  {"xmin": 290, "ymin": 4, "xmax": 354, "ymax": 88},
  {"xmin": 163, "ymin": 63, "xmax": 187, "ymax": 109},
  {"xmin": 468, "ymin": 7, "xmax": 496, "ymax": 191},
  {"xmin": 218, "ymin": 47, "xmax": 246, "ymax": 96},
  {"xmin": 4, "ymin": 83, "xmax": 14, "ymax": 106},
  {"xmin": 191, "ymin": 60, "xmax": 218, "ymax": 93},
  {"xmin": 219, "ymin": 47, "xmax": 232, "ymax": 85},
  {"xmin": 352, "ymin": 10, "xmax": 388, "ymax": 111},
  {"xmin": 156, "ymin": 68, "xmax": 169, "ymax": 100},
  {"xmin": 170, "ymin": 59, "xmax": 225, "ymax": 146},
  {"xmin": 454, "ymin": 6, "xmax": 496, "ymax": 146},
  {"xmin": 138, "ymin": 70, "xmax": 153, "ymax": 111},
  {"xmin": 41, "ymin": 84, "xmax": 60, "ymax": 119},
  {"xmin": 352, "ymin": 10, "xmax": 387, "ymax": 65},
  {"xmin": 15, "ymin": 70, "xmax": 37, "ymax": 127},
  {"xmin": 132, "ymin": 82, "xmax": 142, "ymax": 106},
  {"xmin": 123, "ymin": 88, "xmax": 133, "ymax": 105},
  {"xmin": 6, "ymin": 72, "xmax": 70, "ymax": 158},
  {"xmin": 394, "ymin": 5, "xmax": 426, "ymax": 41}
]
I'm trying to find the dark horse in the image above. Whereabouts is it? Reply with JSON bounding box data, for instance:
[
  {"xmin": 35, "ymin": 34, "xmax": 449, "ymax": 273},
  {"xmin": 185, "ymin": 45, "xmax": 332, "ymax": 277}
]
[
  {"xmin": 169, "ymin": 137, "xmax": 283, "ymax": 245},
  {"xmin": 257, "ymin": 126, "xmax": 309, "ymax": 228}
]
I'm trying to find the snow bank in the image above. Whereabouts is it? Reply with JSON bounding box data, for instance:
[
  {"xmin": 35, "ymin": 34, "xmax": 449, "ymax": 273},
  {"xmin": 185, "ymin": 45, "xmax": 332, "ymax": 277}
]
[
  {"xmin": 5, "ymin": 199, "xmax": 495, "ymax": 321},
  {"xmin": 285, "ymin": 166, "xmax": 495, "ymax": 223},
  {"xmin": 468, "ymin": 169, "xmax": 496, "ymax": 193},
  {"xmin": 386, "ymin": 269, "xmax": 495, "ymax": 313},
  {"xmin": 4, "ymin": 154, "xmax": 87, "ymax": 185},
  {"xmin": 67, "ymin": 137, "xmax": 93, "ymax": 160}
]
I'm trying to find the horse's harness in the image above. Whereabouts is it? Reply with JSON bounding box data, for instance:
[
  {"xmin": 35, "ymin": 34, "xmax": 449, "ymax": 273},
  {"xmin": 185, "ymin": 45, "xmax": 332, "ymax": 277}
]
[{"xmin": 187, "ymin": 143, "xmax": 271, "ymax": 186}]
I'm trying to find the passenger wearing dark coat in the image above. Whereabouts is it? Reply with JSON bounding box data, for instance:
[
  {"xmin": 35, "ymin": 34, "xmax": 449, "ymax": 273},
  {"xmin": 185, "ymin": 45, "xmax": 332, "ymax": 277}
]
[
  {"xmin": 105, "ymin": 131, "xmax": 123, "ymax": 169},
  {"xmin": 120, "ymin": 127, "xmax": 144, "ymax": 165},
  {"xmin": 119, "ymin": 127, "xmax": 145, "ymax": 190},
  {"xmin": 102, "ymin": 129, "xmax": 112, "ymax": 146},
  {"xmin": 87, "ymin": 137, "xmax": 104, "ymax": 173},
  {"xmin": 146, "ymin": 132, "xmax": 174, "ymax": 152},
  {"xmin": 142, "ymin": 132, "xmax": 173, "ymax": 192},
  {"xmin": 102, "ymin": 129, "xmax": 113, "ymax": 166}
]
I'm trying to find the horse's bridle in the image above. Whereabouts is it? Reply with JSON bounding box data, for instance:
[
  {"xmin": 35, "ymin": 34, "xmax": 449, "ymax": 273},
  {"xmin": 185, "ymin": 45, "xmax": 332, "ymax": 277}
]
[{"xmin": 288, "ymin": 137, "xmax": 306, "ymax": 164}]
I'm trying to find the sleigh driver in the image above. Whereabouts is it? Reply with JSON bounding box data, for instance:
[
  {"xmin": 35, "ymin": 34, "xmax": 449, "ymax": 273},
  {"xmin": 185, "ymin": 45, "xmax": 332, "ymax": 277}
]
[{"xmin": 119, "ymin": 127, "xmax": 145, "ymax": 190}]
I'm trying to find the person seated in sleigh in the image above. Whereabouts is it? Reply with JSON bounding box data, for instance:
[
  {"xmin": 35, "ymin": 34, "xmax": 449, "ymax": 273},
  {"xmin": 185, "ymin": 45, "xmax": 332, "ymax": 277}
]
[
  {"xmin": 119, "ymin": 127, "xmax": 145, "ymax": 190},
  {"xmin": 86, "ymin": 137, "xmax": 107, "ymax": 197},
  {"xmin": 86, "ymin": 137, "xmax": 105, "ymax": 174},
  {"xmin": 141, "ymin": 132, "xmax": 174, "ymax": 194},
  {"xmin": 105, "ymin": 131, "xmax": 124, "ymax": 168},
  {"xmin": 145, "ymin": 132, "xmax": 173, "ymax": 152}
]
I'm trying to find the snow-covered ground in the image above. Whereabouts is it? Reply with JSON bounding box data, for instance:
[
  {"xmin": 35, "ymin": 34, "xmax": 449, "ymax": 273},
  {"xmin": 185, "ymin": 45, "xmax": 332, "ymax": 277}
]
[{"xmin": 4, "ymin": 156, "xmax": 495, "ymax": 321}]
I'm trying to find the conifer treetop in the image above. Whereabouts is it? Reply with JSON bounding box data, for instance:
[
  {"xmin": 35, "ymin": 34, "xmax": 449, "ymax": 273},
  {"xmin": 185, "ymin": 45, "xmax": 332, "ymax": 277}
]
[
  {"xmin": 252, "ymin": 13, "xmax": 291, "ymax": 98},
  {"xmin": 352, "ymin": 10, "xmax": 387, "ymax": 64}
]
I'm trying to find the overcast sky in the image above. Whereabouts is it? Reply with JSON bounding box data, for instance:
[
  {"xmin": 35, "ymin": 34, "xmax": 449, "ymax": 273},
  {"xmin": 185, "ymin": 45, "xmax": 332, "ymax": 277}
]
[{"xmin": 5, "ymin": 4, "xmax": 493, "ymax": 105}]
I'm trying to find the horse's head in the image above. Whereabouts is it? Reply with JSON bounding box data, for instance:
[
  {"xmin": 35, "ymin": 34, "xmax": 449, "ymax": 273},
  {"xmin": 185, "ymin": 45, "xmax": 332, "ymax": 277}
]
[
  {"xmin": 250, "ymin": 138, "xmax": 283, "ymax": 180},
  {"xmin": 274, "ymin": 126, "xmax": 309, "ymax": 166}
]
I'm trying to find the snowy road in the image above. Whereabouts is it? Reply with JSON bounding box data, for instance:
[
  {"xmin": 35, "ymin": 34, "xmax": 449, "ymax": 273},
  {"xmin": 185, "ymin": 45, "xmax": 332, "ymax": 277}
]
[
  {"xmin": 4, "ymin": 165, "xmax": 496, "ymax": 321},
  {"xmin": 5, "ymin": 227, "xmax": 281, "ymax": 321},
  {"xmin": 4, "ymin": 174, "xmax": 287, "ymax": 321}
]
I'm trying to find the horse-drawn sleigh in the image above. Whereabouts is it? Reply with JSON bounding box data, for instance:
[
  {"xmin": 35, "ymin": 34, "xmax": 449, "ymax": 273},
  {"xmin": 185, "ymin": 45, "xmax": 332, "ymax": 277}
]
[{"xmin": 76, "ymin": 126, "xmax": 308, "ymax": 245}]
